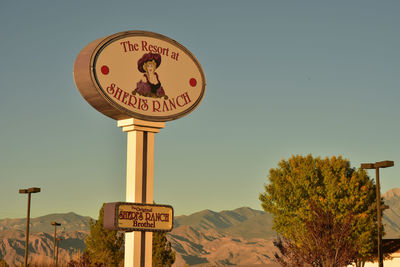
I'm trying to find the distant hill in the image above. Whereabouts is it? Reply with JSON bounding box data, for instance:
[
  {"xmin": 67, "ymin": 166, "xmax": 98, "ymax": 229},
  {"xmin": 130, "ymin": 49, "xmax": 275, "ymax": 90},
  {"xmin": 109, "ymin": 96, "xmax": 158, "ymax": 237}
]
[
  {"xmin": 174, "ymin": 207, "xmax": 275, "ymax": 240},
  {"xmin": 0, "ymin": 212, "xmax": 91, "ymax": 234},
  {"xmin": 171, "ymin": 207, "xmax": 276, "ymax": 266},
  {"xmin": 1, "ymin": 188, "xmax": 400, "ymax": 266},
  {"xmin": 0, "ymin": 212, "xmax": 90, "ymax": 265},
  {"xmin": 383, "ymin": 188, "xmax": 400, "ymax": 238},
  {"xmin": 0, "ymin": 229, "xmax": 87, "ymax": 266}
]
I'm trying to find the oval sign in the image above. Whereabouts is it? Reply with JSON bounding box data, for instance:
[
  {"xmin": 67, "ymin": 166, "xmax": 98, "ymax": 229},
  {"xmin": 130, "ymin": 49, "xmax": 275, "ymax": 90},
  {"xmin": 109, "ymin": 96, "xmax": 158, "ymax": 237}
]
[{"xmin": 74, "ymin": 31, "xmax": 206, "ymax": 121}]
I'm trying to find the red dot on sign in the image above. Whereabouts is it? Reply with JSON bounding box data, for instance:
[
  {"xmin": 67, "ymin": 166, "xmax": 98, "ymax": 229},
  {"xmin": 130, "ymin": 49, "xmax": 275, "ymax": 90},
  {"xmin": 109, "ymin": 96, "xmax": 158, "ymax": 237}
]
[
  {"xmin": 189, "ymin": 78, "xmax": 197, "ymax": 87},
  {"xmin": 101, "ymin": 65, "xmax": 109, "ymax": 75}
]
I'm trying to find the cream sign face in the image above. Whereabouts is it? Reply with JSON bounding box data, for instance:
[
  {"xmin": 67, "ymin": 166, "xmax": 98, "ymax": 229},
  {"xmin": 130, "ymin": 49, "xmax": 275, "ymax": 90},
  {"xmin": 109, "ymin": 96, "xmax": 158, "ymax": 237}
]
[
  {"xmin": 103, "ymin": 202, "xmax": 174, "ymax": 232},
  {"xmin": 117, "ymin": 204, "xmax": 173, "ymax": 232},
  {"xmin": 74, "ymin": 31, "xmax": 206, "ymax": 121}
]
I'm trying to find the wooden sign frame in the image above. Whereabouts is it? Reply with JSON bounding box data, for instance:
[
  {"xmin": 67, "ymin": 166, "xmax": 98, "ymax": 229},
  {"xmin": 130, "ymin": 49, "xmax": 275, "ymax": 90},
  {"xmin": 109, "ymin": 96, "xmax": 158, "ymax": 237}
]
[{"xmin": 73, "ymin": 30, "xmax": 206, "ymax": 121}]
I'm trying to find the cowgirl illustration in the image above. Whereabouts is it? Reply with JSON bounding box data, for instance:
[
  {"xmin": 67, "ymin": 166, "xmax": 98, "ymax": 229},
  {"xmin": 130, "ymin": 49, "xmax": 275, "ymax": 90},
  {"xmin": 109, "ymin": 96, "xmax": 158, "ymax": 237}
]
[{"xmin": 132, "ymin": 52, "xmax": 168, "ymax": 99}]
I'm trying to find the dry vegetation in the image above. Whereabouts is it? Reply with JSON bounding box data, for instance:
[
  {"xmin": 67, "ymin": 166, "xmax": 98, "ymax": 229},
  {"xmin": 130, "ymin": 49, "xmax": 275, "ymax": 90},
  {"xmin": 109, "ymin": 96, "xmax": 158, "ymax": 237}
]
[{"xmin": 11, "ymin": 250, "xmax": 82, "ymax": 267}]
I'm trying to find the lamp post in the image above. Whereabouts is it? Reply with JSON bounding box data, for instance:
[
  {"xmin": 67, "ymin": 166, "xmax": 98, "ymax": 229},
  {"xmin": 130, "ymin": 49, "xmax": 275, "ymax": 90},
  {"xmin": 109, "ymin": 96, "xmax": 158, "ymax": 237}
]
[
  {"xmin": 55, "ymin": 237, "xmax": 63, "ymax": 267},
  {"xmin": 19, "ymin": 187, "xmax": 41, "ymax": 267},
  {"xmin": 51, "ymin": 222, "xmax": 61, "ymax": 267},
  {"xmin": 361, "ymin": 160, "xmax": 394, "ymax": 267}
]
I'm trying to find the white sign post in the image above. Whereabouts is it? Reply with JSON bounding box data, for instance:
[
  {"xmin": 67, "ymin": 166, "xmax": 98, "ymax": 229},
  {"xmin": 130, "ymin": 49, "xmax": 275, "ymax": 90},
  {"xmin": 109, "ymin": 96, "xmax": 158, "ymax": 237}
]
[
  {"xmin": 74, "ymin": 30, "xmax": 205, "ymax": 267},
  {"xmin": 118, "ymin": 118, "xmax": 164, "ymax": 266}
]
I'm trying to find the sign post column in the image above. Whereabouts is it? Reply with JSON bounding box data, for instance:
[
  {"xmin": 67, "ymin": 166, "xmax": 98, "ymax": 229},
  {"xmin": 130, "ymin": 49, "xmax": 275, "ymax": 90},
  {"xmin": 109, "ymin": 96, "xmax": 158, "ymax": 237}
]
[{"xmin": 118, "ymin": 118, "xmax": 165, "ymax": 267}]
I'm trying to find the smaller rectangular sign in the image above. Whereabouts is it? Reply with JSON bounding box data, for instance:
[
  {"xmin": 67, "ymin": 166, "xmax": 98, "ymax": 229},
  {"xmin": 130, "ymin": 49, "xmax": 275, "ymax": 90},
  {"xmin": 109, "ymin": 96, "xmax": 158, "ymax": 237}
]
[{"xmin": 104, "ymin": 202, "xmax": 173, "ymax": 232}]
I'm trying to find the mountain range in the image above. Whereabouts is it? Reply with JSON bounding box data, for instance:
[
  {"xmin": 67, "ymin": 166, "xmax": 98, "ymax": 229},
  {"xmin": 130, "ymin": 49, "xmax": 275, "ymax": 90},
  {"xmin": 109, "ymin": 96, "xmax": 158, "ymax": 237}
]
[
  {"xmin": 170, "ymin": 207, "xmax": 276, "ymax": 266},
  {"xmin": 0, "ymin": 212, "xmax": 90, "ymax": 265},
  {"xmin": 382, "ymin": 188, "xmax": 400, "ymax": 237},
  {"xmin": 1, "ymin": 188, "xmax": 400, "ymax": 266}
]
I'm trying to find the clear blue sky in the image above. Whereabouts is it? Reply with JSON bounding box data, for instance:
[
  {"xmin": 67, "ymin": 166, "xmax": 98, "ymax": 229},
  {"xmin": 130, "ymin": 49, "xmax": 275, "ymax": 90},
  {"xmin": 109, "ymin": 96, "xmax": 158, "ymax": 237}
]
[{"xmin": 1, "ymin": 0, "xmax": 399, "ymax": 219}]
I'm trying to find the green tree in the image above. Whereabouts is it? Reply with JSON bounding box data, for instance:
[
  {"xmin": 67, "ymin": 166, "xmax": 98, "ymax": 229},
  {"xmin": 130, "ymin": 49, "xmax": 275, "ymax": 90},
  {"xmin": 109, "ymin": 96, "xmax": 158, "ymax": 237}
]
[
  {"xmin": 273, "ymin": 202, "xmax": 359, "ymax": 267},
  {"xmin": 67, "ymin": 251, "xmax": 91, "ymax": 267},
  {"xmin": 85, "ymin": 204, "xmax": 124, "ymax": 267},
  {"xmin": 259, "ymin": 155, "xmax": 379, "ymax": 266},
  {"xmin": 152, "ymin": 231, "xmax": 176, "ymax": 267}
]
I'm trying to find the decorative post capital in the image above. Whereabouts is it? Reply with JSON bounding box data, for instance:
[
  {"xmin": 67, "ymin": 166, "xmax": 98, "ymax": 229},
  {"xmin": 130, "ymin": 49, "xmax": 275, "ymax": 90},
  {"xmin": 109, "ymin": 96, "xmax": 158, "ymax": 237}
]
[{"xmin": 118, "ymin": 118, "xmax": 165, "ymax": 133}]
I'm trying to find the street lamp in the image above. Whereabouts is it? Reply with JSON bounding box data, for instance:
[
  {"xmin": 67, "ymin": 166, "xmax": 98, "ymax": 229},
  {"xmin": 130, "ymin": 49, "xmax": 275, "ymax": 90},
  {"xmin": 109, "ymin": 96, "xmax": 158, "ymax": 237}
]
[
  {"xmin": 361, "ymin": 160, "xmax": 394, "ymax": 267},
  {"xmin": 51, "ymin": 221, "xmax": 61, "ymax": 266},
  {"xmin": 19, "ymin": 187, "xmax": 41, "ymax": 267},
  {"xmin": 55, "ymin": 237, "xmax": 63, "ymax": 267}
]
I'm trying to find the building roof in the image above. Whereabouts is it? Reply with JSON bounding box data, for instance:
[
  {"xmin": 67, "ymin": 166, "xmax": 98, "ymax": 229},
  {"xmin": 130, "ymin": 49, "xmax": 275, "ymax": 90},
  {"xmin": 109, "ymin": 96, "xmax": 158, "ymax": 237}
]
[{"xmin": 383, "ymin": 239, "xmax": 400, "ymax": 254}]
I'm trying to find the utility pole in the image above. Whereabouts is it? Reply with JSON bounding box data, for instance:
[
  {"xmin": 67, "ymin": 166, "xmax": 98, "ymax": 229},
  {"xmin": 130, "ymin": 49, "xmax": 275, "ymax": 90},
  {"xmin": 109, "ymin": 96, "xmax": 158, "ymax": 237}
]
[
  {"xmin": 51, "ymin": 221, "xmax": 61, "ymax": 267},
  {"xmin": 19, "ymin": 187, "xmax": 41, "ymax": 267},
  {"xmin": 55, "ymin": 237, "xmax": 63, "ymax": 267}
]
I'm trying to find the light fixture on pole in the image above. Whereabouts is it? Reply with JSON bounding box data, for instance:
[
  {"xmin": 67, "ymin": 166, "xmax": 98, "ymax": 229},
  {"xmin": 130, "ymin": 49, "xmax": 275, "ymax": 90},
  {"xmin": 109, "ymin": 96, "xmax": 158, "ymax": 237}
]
[
  {"xmin": 361, "ymin": 160, "xmax": 394, "ymax": 267},
  {"xmin": 19, "ymin": 187, "xmax": 41, "ymax": 267},
  {"xmin": 51, "ymin": 221, "xmax": 61, "ymax": 267}
]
